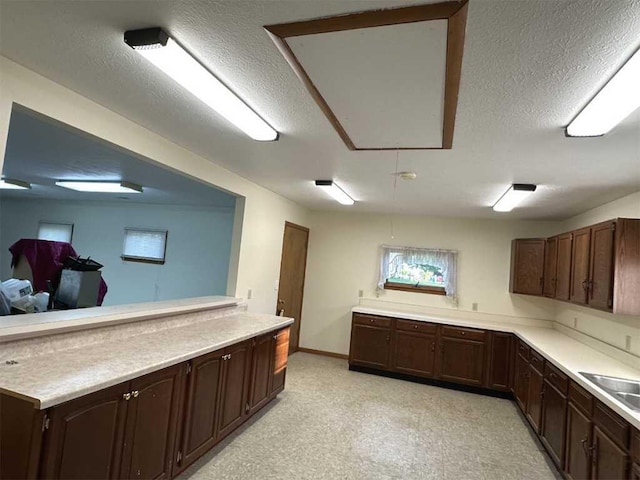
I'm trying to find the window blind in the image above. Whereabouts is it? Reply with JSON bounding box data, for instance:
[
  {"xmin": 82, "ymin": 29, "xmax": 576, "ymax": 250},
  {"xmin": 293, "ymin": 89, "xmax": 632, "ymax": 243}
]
[
  {"xmin": 38, "ymin": 222, "xmax": 74, "ymax": 243},
  {"xmin": 122, "ymin": 229, "xmax": 167, "ymax": 263}
]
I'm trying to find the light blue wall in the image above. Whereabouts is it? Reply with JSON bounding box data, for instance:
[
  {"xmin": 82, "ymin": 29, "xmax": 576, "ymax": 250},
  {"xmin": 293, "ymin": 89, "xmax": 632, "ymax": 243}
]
[{"xmin": 0, "ymin": 198, "xmax": 235, "ymax": 306}]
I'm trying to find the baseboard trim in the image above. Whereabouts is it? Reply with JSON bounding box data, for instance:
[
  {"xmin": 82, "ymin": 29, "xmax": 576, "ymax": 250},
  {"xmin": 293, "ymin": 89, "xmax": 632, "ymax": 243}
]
[{"xmin": 297, "ymin": 347, "xmax": 349, "ymax": 360}]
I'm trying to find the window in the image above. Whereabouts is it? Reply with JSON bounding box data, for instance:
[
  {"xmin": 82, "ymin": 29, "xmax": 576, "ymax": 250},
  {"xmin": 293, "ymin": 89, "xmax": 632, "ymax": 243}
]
[
  {"xmin": 378, "ymin": 245, "xmax": 457, "ymax": 297},
  {"xmin": 122, "ymin": 228, "xmax": 168, "ymax": 264},
  {"xmin": 38, "ymin": 222, "xmax": 74, "ymax": 243}
]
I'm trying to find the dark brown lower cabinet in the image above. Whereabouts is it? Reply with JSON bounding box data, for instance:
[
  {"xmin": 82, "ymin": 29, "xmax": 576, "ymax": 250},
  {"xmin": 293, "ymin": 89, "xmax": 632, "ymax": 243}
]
[
  {"xmin": 565, "ymin": 401, "xmax": 592, "ymax": 480},
  {"xmin": 270, "ymin": 327, "xmax": 290, "ymax": 398},
  {"xmin": 392, "ymin": 329, "xmax": 436, "ymax": 377},
  {"xmin": 514, "ymin": 353, "xmax": 529, "ymax": 411},
  {"xmin": 540, "ymin": 380, "xmax": 567, "ymax": 468},
  {"xmin": 217, "ymin": 341, "xmax": 251, "ymax": 440},
  {"xmin": 438, "ymin": 334, "xmax": 485, "ymax": 386},
  {"xmin": 175, "ymin": 350, "xmax": 223, "ymax": 474},
  {"xmin": 592, "ymin": 425, "xmax": 629, "ymax": 479},
  {"xmin": 526, "ymin": 364, "xmax": 543, "ymax": 433},
  {"xmin": 349, "ymin": 318, "xmax": 392, "ymax": 369},
  {"xmin": 487, "ymin": 332, "xmax": 512, "ymax": 391},
  {"xmin": 40, "ymin": 383, "xmax": 129, "ymax": 480},
  {"xmin": 120, "ymin": 365, "xmax": 186, "ymax": 480},
  {"xmin": 248, "ymin": 333, "xmax": 274, "ymax": 415}
]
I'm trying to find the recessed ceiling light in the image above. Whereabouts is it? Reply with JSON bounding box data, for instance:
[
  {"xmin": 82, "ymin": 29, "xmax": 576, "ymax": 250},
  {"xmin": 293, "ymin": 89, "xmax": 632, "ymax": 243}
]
[
  {"xmin": 493, "ymin": 184, "xmax": 536, "ymax": 212},
  {"xmin": 124, "ymin": 27, "xmax": 278, "ymax": 142},
  {"xmin": 55, "ymin": 181, "xmax": 143, "ymax": 193},
  {"xmin": 0, "ymin": 178, "xmax": 31, "ymax": 190},
  {"xmin": 566, "ymin": 47, "xmax": 640, "ymax": 137},
  {"xmin": 315, "ymin": 180, "xmax": 355, "ymax": 205}
]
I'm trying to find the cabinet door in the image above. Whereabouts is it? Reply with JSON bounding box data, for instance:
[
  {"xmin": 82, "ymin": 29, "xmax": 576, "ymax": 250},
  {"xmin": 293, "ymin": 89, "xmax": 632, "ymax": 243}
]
[
  {"xmin": 217, "ymin": 340, "xmax": 251, "ymax": 440},
  {"xmin": 570, "ymin": 227, "xmax": 591, "ymax": 305},
  {"xmin": 592, "ymin": 425, "xmax": 628, "ymax": 480},
  {"xmin": 438, "ymin": 337, "xmax": 485, "ymax": 386},
  {"xmin": 120, "ymin": 364, "xmax": 186, "ymax": 480},
  {"xmin": 556, "ymin": 233, "xmax": 573, "ymax": 300},
  {"xmin": 349, "ymin": 324, "xmax": 392, "ymax": 369},
  {"xmin": 270, "ymin": 327, "xmax": 290, "ymax": 398},
  {"xmin": 526, "ymin": 365, "xmax": 543, "ymax": 433},
  {"xmin": 392, "ymin": 330, "xmax": 436, "ymax": 377},
  {"xmin": 540, "ymin": 380, "xmax": 567, "ymax": 468},
  {"xmin": 175, "ymin": 350, "xmax": 223, "ymax": 474},
  {"xmin": 248, "ymin": 333, "xmax": 273, "ymax": 416},
  {"xmin": 543, "ymin": 236, "xmax": 558, "ymax": 298},
  {"xmin": 514, "ymin": 354, "xmax": 529, "ymax": 411},
  {"xmin": 41, "ymin": 383, "xmax": 129, "ymax": 479},
  {"xmin": 565, "ymin": 402, "xmax": 592, "ymax": 480},
  {"xmin": 510, "ymin": 239, "xmax": 545, "ymax": 295},
  {"xmin": 589, "ymin": 221, "xmax": 615, "ymax": 311},
  {"xmin": 487, "ymin": 332, "xmax": 511, "ymax": 391}
]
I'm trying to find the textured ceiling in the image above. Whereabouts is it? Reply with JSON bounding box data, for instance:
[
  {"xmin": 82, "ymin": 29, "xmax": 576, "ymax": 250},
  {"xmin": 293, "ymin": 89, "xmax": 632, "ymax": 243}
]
[
  {"xmin": 0, "ymin": 107, "xmax": 237, "ymax": 207},
  {"xmin": 0, "ymin": 0, "xmax": 639, "ymax": 219}
]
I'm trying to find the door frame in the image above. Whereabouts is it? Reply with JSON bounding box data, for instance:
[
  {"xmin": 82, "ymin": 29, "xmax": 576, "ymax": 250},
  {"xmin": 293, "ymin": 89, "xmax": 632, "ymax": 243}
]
[{"xmin": 277, "ymin": 221, "xmax": 309, "ymax": 354}]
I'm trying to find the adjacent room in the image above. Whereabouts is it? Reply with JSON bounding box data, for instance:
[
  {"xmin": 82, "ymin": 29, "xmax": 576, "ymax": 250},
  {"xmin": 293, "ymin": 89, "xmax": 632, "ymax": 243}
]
[{"xmin": 0, "ymin": 1, "xmax": 638, "ymax": 479}]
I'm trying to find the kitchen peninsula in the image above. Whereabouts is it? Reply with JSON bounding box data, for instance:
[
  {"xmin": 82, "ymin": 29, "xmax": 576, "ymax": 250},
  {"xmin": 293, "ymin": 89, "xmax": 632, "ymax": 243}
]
[{"xmin": 0, "ymin": 296, "xmax": 292, "ymax": 479}]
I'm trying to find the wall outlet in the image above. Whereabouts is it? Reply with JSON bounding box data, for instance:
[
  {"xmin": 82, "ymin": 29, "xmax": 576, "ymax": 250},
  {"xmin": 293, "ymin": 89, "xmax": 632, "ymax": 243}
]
[
  {"xmin": 472, "ymin": 303, "xmax": 478, "ymax": 311},
  {"xmin": 247, "ymin": 289, "xmax": 252, "ymax": 300},
  {"xmin": 358, "ymin": 290, "xmax": 363, "ymax": 298},
  {"xmin": 626, "ymin": 335, "xmax": 632, "ymax": 351}
]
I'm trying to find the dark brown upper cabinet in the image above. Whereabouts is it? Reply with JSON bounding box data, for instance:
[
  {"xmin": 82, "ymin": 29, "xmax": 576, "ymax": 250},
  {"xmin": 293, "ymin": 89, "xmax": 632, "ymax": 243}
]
[
  {"xmin": 511, "ymin": 218, "xmax": 640, "ymax": 315},
  {"xmin": 543, "ymin": 236, "xmax": 558, "ymax": 298},
  {"xmin": 510, "ymin": 239, "xmax": 545, "ymax": 295}
]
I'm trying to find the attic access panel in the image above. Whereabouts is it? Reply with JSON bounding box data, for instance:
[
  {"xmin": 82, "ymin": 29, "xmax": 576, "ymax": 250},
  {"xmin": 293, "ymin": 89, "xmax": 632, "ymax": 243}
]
[{"xmin": 265, "ymin": 1, "xmax": 468, "ymax": 151}]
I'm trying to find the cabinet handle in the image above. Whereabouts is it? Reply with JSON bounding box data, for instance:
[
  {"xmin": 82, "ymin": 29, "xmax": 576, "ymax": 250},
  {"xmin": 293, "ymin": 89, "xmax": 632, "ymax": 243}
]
[
  {"xmin": 273, "ymin": 334, "xmax": 278, "ymax": 340},
  {"xmin": 431, "ymin": 342, "xmax": 435, "ymax": 352},
  {"xmin": 228, "ymin": 354, "xmax": 232, "ymax": 360},
  {"xmin": 460, "ymin": 331, "xmax": 466, "ymax": 335},
  {"xmin": 123, "ymin": 393, "xmax": 131, "ymax": 400},
  {"xmin": 582, "ymin": 280, "xmax": 589, "ymax": 291},
  {"xmin": 370, "ymin": 319, "xmax": 375, "ymax": 323},
  {"xmin": 581, "ymin": 437, "xmax": 594, "ymax": 458},
  {"xmin": 132, "ymin": 390, "xmax": 139, "ymax": 398},
  {"xmin": 413, "ymin": 325, "xmax": 418, "ymax": 329}
]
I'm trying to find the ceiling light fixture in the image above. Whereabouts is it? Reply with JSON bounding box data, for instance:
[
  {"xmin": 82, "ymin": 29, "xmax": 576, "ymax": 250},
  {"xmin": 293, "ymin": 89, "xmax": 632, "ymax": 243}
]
[
  {"xmin": 315, "ymin": 180, "xmax": 354, "ymax": 205},
  {"xmin": 0, "ymin": 178, "xmax": 31, "ymax": 190},
  {"xmin": 124, "ymin": 28, "xmax": 278, "ymax": 142},
  {"xmin": 566, "ymin": 47, "xmax": 640, "ymax": 137},
  {"xmin": 395, "ymin": 171, "xmax": 417, "ymax": 180},
  {"xmin": 55, "ymin": 181, "xmax": 143, "ymax": 193},
  {"xmin": 492, "ymin": 184, "xmax": 536, "ymax": 212}
]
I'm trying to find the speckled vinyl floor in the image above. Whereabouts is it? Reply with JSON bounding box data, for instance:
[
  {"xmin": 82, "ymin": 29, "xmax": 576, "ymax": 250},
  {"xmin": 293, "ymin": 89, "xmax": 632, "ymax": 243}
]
[{"xmin": 178, "ymin": 352, "xmax": 561, "ymax": 480}]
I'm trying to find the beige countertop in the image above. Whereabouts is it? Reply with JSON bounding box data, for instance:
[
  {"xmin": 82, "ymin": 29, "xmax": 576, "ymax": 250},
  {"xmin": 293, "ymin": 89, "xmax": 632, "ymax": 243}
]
[
  {"xmin": 0, "ymin": 311, "xmax": 292, "ymax": 409},
  {"xmin": 353, "ymin": 306, "xmax": 640, "ymax": 431},
  {"xmin": 0, "ymin": 296, "xmax": 241, "ymax": 342}
]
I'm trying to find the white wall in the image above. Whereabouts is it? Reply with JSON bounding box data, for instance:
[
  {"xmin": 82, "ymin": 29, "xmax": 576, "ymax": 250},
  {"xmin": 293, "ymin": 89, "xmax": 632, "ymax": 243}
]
[
  {"xmin": 0, "ymin": 198, "xmax": 234, "ymax": 306},
  {"xmin": 0, "ymin": 56, "xmax": 309, "ymax": 314},
  {"xmin": 555, "ymin": 191, "xmax": 640, "ymax": 358},
  {"xmin": 300, "ymin": 211, "xmax": 561, "ymax": 355}
]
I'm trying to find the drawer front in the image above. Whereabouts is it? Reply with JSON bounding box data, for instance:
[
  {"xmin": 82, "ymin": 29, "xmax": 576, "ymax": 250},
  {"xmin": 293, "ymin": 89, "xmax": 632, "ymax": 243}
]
[
  {"xmin": 569, "ymin": 381, "xmax": 593, "ymax": 416},
  {"xmin": 396, "ymin": 319, "xmax": 437, "ymax": 334},
  {"xmin": 593, "ymin": 401, "xmax": 630, "ymax": 449},
  {"xmin": 441, "ymin": 326, "xmax": 486, "ymax": 342},
  {"xmin": 353, "ymin": 314, "xmax": 392, "ymax": 328},
  {"xmin": 517, "ymin": 340, "xmax": 530, "ymax": 361},
  {"xmin": 530, "ymin": 350, "xmax": 544, "ymax": 373},
  {"xmin": 544, "ymin": 362, "xmax": 569, "ymax": 394}
]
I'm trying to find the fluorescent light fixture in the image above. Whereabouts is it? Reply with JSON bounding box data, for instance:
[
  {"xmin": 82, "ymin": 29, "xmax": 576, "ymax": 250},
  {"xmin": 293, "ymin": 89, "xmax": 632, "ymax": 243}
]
[
  {"xmin": 55, "ymin": 181, "xmax": 143, "ymax": 193},
  {"xmin": 0, "ymin": 178, "xmax": 31, "ymax": 190},
  {"xmin": 493, "ymin": 184, "xmax": 536, "ymax": 212},
  {"xmin": 315, "ymin": 180, "xmax": 354, "ymax": 205},
  {"xmin": 566, "ymin": 47, "xmax": 640, "ymax": 137},
  {"xmin": 124, "ymin": 28, "xmax": 278, "ymax": 142}
]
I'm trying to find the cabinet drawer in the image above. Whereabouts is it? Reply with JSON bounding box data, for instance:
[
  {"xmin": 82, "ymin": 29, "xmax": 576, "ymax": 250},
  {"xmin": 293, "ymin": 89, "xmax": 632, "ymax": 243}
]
[
  {"xmin": 441, "ymin": 326, "xmax": 485, "ymax": 342},
  {"xmin": 353, "ymin": 314, "xmax": 392, "ymax": 328},
  {"xmin": 517, "ymin": 340, "xmax": 530, "ymax": 361},
  {"xmin": 593, "ymin": 401, "xmax": 630, "ymax": 449},
  {"xmin": 544, "ymin": 362, "xmax": 568, "ymax": 394},
  {"xmin": 530, "ymin": 350, "xmax": 544, "ymax": 373},
  {"xmin": 396, "ymin": 319, "xmax": 437, "ymax": 334},
  {"xmin": 569, "ymin": 381, "xmax": 593, "ymax": 416}
]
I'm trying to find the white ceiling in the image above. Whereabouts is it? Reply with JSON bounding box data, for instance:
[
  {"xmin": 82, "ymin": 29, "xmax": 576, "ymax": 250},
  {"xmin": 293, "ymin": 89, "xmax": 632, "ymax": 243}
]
[
  {"xmin": 287, "ymin": 20, "xmax": 448, "ymax": 149},
  {"xmin": 0, "ymin": 107, "xmax": 237, "ymax": 208},
  {"xmin": 0, "ymin": 0, "xmax": 638, "ymax": 219}
]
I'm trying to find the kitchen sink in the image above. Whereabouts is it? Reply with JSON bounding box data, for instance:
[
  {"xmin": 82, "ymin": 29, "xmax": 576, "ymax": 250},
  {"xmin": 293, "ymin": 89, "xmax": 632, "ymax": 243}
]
[{"xmin": 581, "ymin": 372, "xmax": 640, "ymax": 412}]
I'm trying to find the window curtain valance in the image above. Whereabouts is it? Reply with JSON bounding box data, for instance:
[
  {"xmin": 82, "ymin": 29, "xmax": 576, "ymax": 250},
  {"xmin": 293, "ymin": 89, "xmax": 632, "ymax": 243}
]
[{"xmin": 378, "ymin": 245, "xmax": 458, "ymax": 298}]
